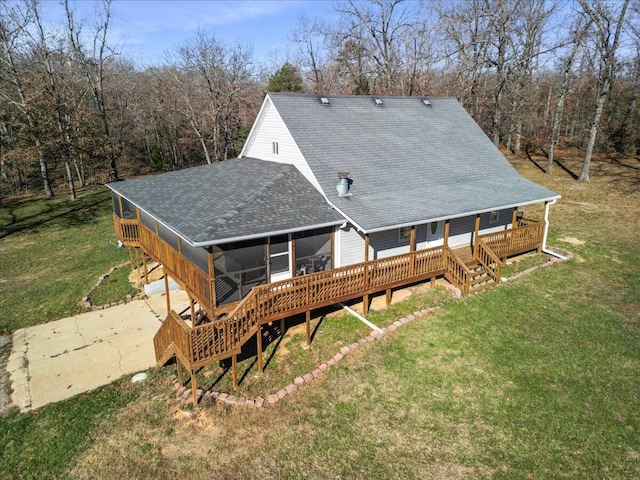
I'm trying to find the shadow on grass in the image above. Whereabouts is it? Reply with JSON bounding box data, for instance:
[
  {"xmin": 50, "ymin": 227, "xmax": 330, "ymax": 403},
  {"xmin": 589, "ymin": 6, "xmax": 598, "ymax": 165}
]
[{"xmin": 0, "ymin": 188, "xmax": 109, "ymax": 239}]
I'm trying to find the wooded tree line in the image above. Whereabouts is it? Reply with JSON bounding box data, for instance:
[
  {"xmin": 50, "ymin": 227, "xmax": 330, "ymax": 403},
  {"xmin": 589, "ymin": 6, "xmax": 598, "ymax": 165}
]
[{"xmin": 1, "ymin": 0, "xmax": 638, "ymax": 199}]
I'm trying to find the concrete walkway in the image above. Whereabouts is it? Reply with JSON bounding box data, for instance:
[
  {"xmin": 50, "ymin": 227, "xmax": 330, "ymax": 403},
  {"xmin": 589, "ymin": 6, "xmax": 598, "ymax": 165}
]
[{"xmin": 7, "ymin": 290, "xmax": 190, "ymax": 412}]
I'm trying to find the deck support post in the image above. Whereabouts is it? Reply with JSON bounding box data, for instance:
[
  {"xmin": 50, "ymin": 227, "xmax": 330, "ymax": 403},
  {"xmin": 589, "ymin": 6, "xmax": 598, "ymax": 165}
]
[
  {"xmin": 305, "ymin": 310, "xmax": 311, "ymax": 347},
  {"xmin": 142, "ymin": 253, "xmax": 149, "ymax": 284},
  {"xmin": 431, "ymin": 276, "xmax": 436, "ymax": 287},
  {"xmin": 164, "ymin": 274, "xmax": 171, "ymax": 315},
  {"xmin": 176, "ymin": 358, "xmax": 183, "ymax": 384},
  {"xmin": 385, "ymin": 289, "xmax": 391, "ymax": 306},
  {"xmin": 135, "ymin": 248, "xmax": 142, "ymax": 280},
  {"xmin": 189, "ymin": 295, "xmax": 196, "ymax": 325},
  {"xmin": 128, "ymin": 247, "xmax": 134, "ymax": 270},
  {"xmin": 257, "ymin": 326, "xmax": 263, "ymax": 374},
  {"xmin": 232, "ymin": 355, "xmax": 238, "ymax": 388},
  {"xmin": 363, "ymin": 294, "xmax": 369, "ymax": 315},
  {"xmin": 280, "ymin": 318, "xmax": 285, "ymax": 335},
  {"xmin": 190, "ymin": 370, "xmax": 197, "ymax": 406}
]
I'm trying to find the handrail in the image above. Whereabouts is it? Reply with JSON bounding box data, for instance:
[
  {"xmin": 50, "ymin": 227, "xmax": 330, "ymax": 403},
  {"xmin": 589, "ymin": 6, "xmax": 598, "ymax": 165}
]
[
  {"xmin": 154, "ymin": 310, "xmax": 193, "ymax": 364},
  {"xmin": 478, "ymin": 220, "xmax": 544, "ymax": 258},
  {"xmin": 443, "ymin": 246, "xmax": 472, "ymax": 294},
  {"xmin": 178, "ymin": 246, "xmax": 446, "ymax": 366},
  {"xmin": 475, "ymin": 238, "xmax": 501, "ymax": 283}
]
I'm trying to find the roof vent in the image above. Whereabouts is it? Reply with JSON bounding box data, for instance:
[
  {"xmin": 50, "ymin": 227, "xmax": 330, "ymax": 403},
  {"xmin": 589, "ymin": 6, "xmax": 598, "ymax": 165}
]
[
  {"xmin": 374, "ymin": 98, "xmax": 383, "ymax": 107},
  {"xmin": 422, "ymin": 99, "xmax": 431, "ymax": 106},
  {"xmin": 320, "ymin": 97, "xmax": 330, "ymax": 105},
  {"xmin": 336, "ymin": 172, "xmax": 352, "ymax": 197}
]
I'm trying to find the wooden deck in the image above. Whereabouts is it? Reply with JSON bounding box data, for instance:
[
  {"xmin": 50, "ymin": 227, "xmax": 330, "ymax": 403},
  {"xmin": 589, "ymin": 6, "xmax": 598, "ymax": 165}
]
[{"xmin": 113, "ymin": 215, "xmax": 545, "ymax": 404}]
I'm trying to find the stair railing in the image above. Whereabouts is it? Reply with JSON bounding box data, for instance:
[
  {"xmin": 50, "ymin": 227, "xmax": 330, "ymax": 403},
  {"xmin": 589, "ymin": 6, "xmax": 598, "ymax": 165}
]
[{"xmin": 474, "ymin": 238, "xmax": 502, "ymax": 284}]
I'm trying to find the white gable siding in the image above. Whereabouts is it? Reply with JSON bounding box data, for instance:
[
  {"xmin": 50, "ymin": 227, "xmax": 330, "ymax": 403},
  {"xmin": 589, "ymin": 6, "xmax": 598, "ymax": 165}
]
[
  {"xmin": 242, "ymin": 97, "xmax": 323, "ymax": 193},
  {"xmin": 337, "ymin": 225, "xmax": 365, "ymax": 266}
]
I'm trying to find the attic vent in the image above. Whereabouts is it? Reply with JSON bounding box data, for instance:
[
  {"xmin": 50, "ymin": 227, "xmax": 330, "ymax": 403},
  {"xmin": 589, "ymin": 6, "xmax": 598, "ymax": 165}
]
[
  {"xmin": 422, "ymin": 99, "xmax": 432, "ymax": 106},
  {"xmin": 320, "ymin": 97, "xmax": 330, "ymax": 105},
  {"xmin": 374, "ymin": 98, "xmax": 383, "ymax": 106}
]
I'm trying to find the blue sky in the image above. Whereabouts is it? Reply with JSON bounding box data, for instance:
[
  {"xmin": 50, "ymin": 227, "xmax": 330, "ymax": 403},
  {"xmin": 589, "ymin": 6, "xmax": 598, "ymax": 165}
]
[{"xmin": 42, "ymin": 0, "xmax": 336, "ymax": 67}]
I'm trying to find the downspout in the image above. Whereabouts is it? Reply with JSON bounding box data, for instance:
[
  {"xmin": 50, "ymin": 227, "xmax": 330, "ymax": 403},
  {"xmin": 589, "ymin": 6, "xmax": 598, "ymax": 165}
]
[{"xmin": 541, "ymin": 199, "xmax": 568, "ymax": 260}]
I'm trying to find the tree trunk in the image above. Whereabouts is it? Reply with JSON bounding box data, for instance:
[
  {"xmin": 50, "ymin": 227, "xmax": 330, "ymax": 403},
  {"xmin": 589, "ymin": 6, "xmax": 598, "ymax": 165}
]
[{"xmin": 65, "ymin": 161, "xmax": 76, "ymax": 200}]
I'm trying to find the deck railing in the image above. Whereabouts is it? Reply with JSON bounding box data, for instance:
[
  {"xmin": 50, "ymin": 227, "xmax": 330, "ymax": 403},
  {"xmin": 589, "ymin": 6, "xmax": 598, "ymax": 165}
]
[
  {"xmin": 138, "ymin": 224, "xmax": 214, "ymax": 311},
  {"xmin": 478, "ymin": 219, "xmax": 544, "ymax": 259},
  {"xmin": 113, "ymin": 216, "xmax": 140, "ymax": 246},
  {"xmin": 157, "ymin": 246, "xmax": 446, "ymax": 366},
  {"xmin": 153, "ymin": 310, "xmax": 193, "ymax": 365}
]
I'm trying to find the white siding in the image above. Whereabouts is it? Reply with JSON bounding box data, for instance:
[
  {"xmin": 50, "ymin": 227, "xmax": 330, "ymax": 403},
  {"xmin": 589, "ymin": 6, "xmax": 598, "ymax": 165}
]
[
  {"xmin": 337, "ymin": 225, "xmax": 365, "ymax": 266},
  {"xmin": 369, "ymin": 229, "xmax": 411, "ymax": 259},
  {"xmin": 242, "ymin": 97, "xmax": 323, "ymax": 193}
]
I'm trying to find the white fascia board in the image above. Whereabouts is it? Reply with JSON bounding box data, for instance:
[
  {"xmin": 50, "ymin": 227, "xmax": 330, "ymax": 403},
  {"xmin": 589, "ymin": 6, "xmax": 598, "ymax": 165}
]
[
  {"xmin": 366, "ymin": 194, "xmax": 562, "ymax": 234},
  {"xmin": 190, "ymin": 219, "xmax": 344, "ymax": 247}
]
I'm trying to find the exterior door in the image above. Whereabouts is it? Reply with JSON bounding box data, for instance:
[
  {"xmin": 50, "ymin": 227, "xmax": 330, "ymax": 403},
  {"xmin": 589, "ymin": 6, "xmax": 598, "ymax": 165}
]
[
  {"xmin": 269, "ymin": 234, "xmax": 291, "ymax": 282},
  {"xmin": 426, "ymin": 221, "xmax": 444, "ymax": 246}
]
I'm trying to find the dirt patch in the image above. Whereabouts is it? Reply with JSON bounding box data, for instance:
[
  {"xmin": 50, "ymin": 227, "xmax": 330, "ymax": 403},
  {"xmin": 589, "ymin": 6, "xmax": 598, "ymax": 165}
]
[
  {"xmin": 558, "ymin": 236, "xmax": 585, "ymax": 245},
  {"xmin": 0, "ymin": 335, "xmax": 13, "ymax": 414}
]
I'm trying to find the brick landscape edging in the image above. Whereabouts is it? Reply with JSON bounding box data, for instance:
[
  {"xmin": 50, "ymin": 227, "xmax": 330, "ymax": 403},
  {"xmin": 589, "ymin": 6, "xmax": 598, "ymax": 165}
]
[
  {"xmin": 81, "ymin": 262, "xmax": 140, "ymax": 311},
  {"xmin": 174, "ymin": 307, "xmax": 441, "ymax": 408}
]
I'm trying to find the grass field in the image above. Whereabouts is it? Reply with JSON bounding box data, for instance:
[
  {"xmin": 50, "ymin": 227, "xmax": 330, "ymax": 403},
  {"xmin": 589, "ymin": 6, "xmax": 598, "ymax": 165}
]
[
  {"xmin": 1, "ymin": 152, "xmax": 639, "ymax": 479},
  {"xmin": 0, "ymin": 188, "xmax": 133, "ymax": 334}
]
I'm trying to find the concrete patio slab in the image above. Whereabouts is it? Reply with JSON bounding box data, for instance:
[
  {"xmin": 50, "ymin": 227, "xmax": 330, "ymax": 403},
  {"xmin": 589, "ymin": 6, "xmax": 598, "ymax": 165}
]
[{"xmin": 8, "ymin": 289, "xmax": 190, "ymax": 412}]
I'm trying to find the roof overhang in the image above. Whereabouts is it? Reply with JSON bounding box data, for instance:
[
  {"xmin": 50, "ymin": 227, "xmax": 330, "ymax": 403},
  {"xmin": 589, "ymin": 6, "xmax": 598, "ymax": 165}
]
[{"xmin": 365, "ymin": 194, "xmax": 561, "ymax": 234}]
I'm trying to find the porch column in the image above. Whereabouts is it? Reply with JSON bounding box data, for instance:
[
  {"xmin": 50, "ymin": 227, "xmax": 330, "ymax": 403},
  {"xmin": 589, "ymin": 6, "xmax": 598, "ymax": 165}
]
[
  {"xmin": 473, "ymin": 214, "xmax": 481, "ymax": 257},
  {"xmin": 364, "ymin": 233, "xmax": 370, "ymax": 262},
  {"xmin": 511, "ymin": 207, "xmax": 518, "ymax": 248},
  {"xmin": 207, "ymin": 248, "xmax": 217, "ymax": 309},
  {"xmin": 409, "ymin": 226, "xmax": 416, "ymax": 277},
  {"xmin": 444, "ymin": 220, "xmax": 450, "ymax": 247}
]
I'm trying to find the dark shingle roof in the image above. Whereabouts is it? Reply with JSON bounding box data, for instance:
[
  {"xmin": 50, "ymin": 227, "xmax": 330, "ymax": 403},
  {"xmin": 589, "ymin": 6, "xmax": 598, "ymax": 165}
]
[
  {"xmin": 107, "ymin": 158, "xmax": 342, "ymax": 246},
  {"xmin": 267, "ymin": 93, "xmax": 559, "ymax": 231}
]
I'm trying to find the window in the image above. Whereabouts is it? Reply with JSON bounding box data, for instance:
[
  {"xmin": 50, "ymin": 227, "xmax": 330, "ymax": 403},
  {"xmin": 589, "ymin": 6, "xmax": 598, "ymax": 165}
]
[
  {"xmin": 398, "ymin": 226, "xmax": 412, "ymax": 243},
  {"xmin": 272, "ymin": 141, "xmax": 279, "ymax": 155},
  {"xmin": 489, "ymin": 211, "xmax": 499, "ymax": 224}
]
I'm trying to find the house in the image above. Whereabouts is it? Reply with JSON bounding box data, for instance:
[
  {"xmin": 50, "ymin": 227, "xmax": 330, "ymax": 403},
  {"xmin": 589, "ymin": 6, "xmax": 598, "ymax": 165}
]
[{"xmin": 108, "ymin": 93, "xmax": 560, "ymax": 401}]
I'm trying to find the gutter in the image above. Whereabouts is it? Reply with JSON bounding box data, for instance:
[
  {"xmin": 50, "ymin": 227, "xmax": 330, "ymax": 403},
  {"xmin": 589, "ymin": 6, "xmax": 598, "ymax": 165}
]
[{"xmin": 541, "ymin": 198, "xmax": 568, "ymax": 260}]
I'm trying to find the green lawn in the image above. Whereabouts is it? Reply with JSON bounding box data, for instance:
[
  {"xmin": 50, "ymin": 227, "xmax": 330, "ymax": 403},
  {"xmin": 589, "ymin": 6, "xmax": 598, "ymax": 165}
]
[
  {"xmin": 1, "ymin": 153, "xmax": 639, "ymax": 479},
  {"xmin": 0, "ymin": 188, "xmax": 132, "ymax": 334}
]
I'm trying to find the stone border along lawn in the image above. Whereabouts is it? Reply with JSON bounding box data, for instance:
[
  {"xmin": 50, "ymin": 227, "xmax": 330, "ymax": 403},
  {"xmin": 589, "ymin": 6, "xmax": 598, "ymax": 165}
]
[
  {"xmin": 170, "ymin": 247, "xmax": 573, "ymax": 408},
  {"xmin": 81, "ymin": 262, "xmax": 142, "ymax": 311}
]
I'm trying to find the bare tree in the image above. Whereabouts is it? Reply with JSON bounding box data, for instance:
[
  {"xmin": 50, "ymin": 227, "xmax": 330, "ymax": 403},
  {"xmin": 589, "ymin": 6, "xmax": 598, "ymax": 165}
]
[
  {"xmin": 0, "ymin": 2, "xmax": 54, "ymax": 197},
  {"xmin": 27, "ymin": 0, "xmax": 77, "ymax": 199},
  {"xmin": 577, "ymin": 0, "xmax": 630, "ymax": 182},
  {"xmin": 64, "ymin": 0, "xmax": 120, "ymax": 182},
  {"xmin": 547, "ymin": 15, "xmax": 593, "ymax": 174}
]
